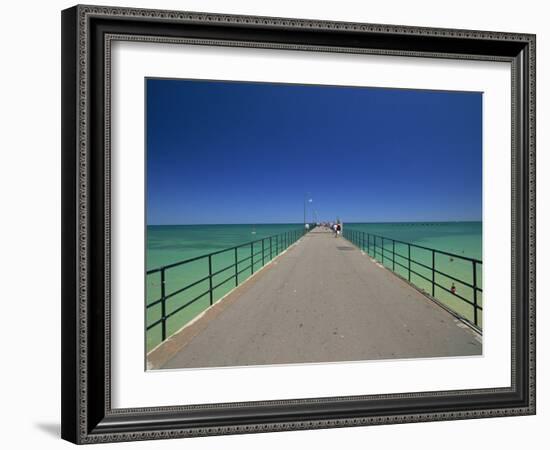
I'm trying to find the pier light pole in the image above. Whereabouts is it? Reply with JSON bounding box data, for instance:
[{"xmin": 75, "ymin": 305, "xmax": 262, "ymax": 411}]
[{"xmin": 304, "ymin": 193, "xmax": 312, "ymax": 230}]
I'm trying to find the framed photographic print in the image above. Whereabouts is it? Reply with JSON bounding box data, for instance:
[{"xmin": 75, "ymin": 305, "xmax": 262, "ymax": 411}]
[{"xmin": 61, "ymin": 4, "xmax": 536, "ymax": 444}]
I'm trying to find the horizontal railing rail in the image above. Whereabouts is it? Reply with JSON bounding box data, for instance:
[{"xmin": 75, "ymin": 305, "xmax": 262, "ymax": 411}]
[
  {"xmin": 146, "ymin": 225, "xmax": 315, "ymax": 348},
  {"xmin": 343, "ymin": 228, "xmax": 482, "ymax": 330}
]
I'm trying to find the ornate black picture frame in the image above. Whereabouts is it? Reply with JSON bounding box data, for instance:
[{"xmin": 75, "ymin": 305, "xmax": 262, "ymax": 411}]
[{"xmin": 61, "ymin": 4, "xmax": 536, "ymax": 444}]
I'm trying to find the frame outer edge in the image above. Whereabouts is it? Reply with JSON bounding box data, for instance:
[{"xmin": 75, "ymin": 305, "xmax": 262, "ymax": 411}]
[
  {"xmin": 527, "ymin": 34, "xmax": 536, "ymax": 414},
  {"xmin": 61, "ymin": 5, "xmax": 80, "ymax": 445},
  {"xmin": 64, "ymin": 5, "xmax": 537, "ymax": 443}
]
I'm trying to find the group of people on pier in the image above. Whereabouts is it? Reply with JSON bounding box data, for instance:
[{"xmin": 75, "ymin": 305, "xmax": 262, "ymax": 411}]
[{"xmin": 318, "ymin": 220, "xmax": 343, "ymax": 237}]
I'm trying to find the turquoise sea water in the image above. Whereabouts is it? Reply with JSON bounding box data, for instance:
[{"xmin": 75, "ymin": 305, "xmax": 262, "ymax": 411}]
[
  {"xmin": 146, "ymin": 222, "xmax": 482, "ymax": 351},
  {"xmin": 343, "ymin": 222, "xmax": 481, "ymax": 259},
  {"xmin": 344, "ymin": 222, "xmax": 482, "ymax": 328},
  {"xmin": 147, "ymin": 224, "xmax": 305, "ymax": 270}
]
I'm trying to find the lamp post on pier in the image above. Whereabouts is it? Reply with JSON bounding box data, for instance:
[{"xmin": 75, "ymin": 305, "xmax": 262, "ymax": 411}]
[{"xmin": 303, "ymin": 193, "xmax": 312, "ymax": 230}]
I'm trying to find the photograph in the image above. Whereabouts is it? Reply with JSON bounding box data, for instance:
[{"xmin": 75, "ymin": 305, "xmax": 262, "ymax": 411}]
[{"xmin": 145, "ymin": 78, "xmax": 483, "ymax": 370}]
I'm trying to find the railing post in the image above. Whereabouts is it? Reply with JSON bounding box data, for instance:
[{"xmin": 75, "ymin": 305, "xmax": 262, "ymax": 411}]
[
  {"xmin": 392, "ymin": 239, "xmax": 395, "ymax": 271},
  {"xmin": 160, "ymin": 268, "xmax": 166, "ymax": 342},
  {"xmin": 382, "ymin": 237, "xmax": 385, "ymax": 265},
  {"xmin": 234, "ymin": 247, "xmax": 238, "ymax": 286},
  {"xmin": 250, "ymin": 242, "xmax": 254, "ymax": 274},
  {"xmin": 262, "ymin": 239, "xmax": 265, "ymax": 266},
  {"xmin": 431, "ymin": 250, "xmax": 435, "ymax": 297},
  {"xmin": 408, "ymin": 243, "xmax": 411, "ymax": 281},
  {"xmin": 270, "ymin": 236, "xmax": 273, "ymax": 260},
  {"xmin": 208, "ymin": 254, "xmax": 213, "ymax": 305},
  {"xmin": 473, "ymin": 260, "xmax": 478, "ymax": 326}
]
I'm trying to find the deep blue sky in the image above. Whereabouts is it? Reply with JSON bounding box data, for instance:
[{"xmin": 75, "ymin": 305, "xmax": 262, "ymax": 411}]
[{"xmin": 146, "ymin": 78, "xmax": 482, "ymax": 225}]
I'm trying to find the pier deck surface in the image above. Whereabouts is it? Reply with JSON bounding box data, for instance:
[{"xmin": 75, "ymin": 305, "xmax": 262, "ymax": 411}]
[{"xmin": 154, "ymin": 228, "xmax": 481, "ymax": 369}]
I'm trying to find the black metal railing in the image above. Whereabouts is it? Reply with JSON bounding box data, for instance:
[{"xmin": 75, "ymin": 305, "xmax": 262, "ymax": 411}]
[
  {"xmin": 146, "ymin": 225, "xmax": 315, "ymax": 348},
  {"xmin": 343, "ymin": 228, "xmax": 482, "ymax": 330}
]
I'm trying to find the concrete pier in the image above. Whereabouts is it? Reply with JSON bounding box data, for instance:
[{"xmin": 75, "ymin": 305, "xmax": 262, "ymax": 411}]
[{"xmin": 149, "ymin": 228, "xmax": 481, "ymax": 369}]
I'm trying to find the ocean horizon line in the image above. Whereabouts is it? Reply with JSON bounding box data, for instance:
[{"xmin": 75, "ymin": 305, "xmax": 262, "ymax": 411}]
[{"xmin": 148, "ymin": 220, "xmax": 482, "ymax": 227}]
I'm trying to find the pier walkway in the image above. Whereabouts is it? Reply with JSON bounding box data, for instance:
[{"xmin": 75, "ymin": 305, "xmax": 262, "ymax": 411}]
[{"xmin": 150, "ymin": 228, "xmax": 481, "ymax": 369}]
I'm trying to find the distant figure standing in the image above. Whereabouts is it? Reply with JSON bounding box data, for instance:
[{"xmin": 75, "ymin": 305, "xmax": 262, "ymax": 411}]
[{"xmin": 336, "ymin": 222, "xmax": 341, "ymax": 237}]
